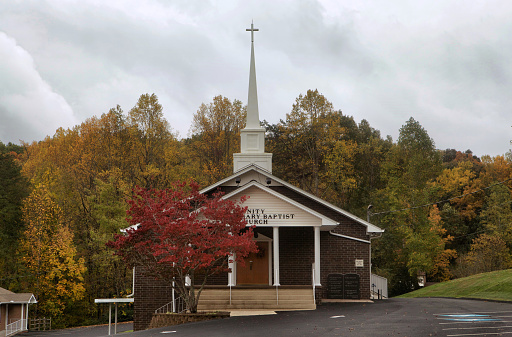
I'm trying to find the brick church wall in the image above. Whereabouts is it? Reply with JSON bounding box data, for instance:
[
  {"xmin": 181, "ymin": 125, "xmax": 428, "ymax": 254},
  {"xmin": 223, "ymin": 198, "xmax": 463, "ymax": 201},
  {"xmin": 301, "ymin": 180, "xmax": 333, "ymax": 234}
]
[
  {"xmin": 134, "ymin": 269, "xmax": 174, "ymax": 331},
  {"xmin": 319, "ymin": 231, "xmax": 371, "ymax": 300},
  {"xmin": 278, "ymin": 227, "xmax": 314, "ymax": 285},
  {"xmin": 134, "ymin": 265, "xmax": 229, "ymax": 330}
]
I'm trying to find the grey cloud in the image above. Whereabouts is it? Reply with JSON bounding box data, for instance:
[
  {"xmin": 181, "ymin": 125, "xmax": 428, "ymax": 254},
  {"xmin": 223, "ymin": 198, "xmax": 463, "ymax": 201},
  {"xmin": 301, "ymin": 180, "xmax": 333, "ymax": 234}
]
[
  {"xmin": 0, "ymin": 0, "xmax": 511, "ymax": 157},
  {"xmin": 0, "ymin": 32, "xmax": 77, "ymax": 143}
]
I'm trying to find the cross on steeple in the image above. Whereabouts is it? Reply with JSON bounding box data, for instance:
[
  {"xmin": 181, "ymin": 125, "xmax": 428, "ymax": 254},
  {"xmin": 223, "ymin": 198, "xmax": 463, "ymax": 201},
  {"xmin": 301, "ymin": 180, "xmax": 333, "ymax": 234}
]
[{"xmin": 246, "ymin": 21, "xmax": 259, "ymax": 43}]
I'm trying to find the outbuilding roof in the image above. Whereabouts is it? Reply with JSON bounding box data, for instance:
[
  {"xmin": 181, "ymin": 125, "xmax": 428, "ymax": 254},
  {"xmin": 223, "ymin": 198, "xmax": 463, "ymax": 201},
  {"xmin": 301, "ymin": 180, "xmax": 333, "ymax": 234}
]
[{"xmin": 0, "ymin": 287, "xmax": 37, "ymax": 304}]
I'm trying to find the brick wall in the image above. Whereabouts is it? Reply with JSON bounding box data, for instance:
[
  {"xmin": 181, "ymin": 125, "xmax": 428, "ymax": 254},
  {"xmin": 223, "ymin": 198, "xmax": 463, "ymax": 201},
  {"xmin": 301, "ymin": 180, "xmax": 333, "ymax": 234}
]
[
  {"xmin": 279, "ymin": 227, "xmax": 314, "ymax": 285},
  {"xmin": 319, "ymin": 231, "xmax": 370, "ymax": 300},
  {"xmin": 134, "ymin": 269, "xmax": 174, "ymax": 331}
]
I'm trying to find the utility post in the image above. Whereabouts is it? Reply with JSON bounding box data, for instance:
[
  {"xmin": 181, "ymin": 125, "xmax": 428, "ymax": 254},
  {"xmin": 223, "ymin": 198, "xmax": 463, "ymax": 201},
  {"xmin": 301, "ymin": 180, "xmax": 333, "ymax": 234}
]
[{"xmin": 367, "ymin": 204, "xmax": 373, "ymax": 223}]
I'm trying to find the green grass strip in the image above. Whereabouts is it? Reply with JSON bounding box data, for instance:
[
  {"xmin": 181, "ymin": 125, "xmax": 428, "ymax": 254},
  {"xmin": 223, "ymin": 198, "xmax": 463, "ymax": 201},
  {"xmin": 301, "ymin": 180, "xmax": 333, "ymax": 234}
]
[{"xmin": 397, "ymin": 269, "xmax": 512, "ymax": 301}]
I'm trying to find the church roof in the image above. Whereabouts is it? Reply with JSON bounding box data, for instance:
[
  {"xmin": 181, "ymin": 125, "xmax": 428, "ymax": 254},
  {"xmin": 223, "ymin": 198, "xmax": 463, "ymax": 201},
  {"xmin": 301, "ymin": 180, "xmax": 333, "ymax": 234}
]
[{"xmin": 200, "ymin": 164, "xmax": 384, "ymax": 234}]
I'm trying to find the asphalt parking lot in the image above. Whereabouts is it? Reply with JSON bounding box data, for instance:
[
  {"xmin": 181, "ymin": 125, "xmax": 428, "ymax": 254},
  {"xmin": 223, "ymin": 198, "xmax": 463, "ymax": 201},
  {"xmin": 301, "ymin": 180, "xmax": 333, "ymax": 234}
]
[{"xmin": 25, "ymin": 298, "xmax": 512, "ymax": 337}]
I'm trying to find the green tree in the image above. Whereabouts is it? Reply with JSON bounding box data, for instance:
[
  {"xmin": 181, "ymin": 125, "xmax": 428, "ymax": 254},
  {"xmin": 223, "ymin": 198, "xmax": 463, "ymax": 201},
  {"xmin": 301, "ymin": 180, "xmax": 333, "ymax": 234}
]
[
  {"xmin": 87, "ymin": 169, "xmax": 133, "ymax": 303},
  {"xmin": 372, "ymin": 118, "xmax": 444, "ymax": 294},
  {"xmin": 480, "ymin": 184, "xmax": 512, "ymax": 247},
  {"xmin": 0, "ymin": 144, "xmax": 29, "ymax": 288}
]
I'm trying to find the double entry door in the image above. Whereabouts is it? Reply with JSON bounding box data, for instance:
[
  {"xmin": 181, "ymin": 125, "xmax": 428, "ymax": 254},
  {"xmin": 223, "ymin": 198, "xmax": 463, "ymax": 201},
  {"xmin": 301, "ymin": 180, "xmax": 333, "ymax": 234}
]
[{"xmin": 236, "ymin": 241, "xmax": 270, "ymax": 285}]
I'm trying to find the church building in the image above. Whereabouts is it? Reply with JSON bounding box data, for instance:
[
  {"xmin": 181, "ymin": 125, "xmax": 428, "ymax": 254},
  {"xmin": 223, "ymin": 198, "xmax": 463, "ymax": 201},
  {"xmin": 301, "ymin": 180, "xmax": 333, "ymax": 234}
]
[{"xmin": 133, "ymin": 23, "xmax": 383, "ymax": 331}]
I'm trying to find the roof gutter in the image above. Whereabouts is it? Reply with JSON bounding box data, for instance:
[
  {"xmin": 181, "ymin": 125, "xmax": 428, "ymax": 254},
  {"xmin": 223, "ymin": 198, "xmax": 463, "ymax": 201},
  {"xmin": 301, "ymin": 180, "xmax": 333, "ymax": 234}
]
[{"xmin": 329, "ymin": 231, "xmax": 371, "ymax": 244}]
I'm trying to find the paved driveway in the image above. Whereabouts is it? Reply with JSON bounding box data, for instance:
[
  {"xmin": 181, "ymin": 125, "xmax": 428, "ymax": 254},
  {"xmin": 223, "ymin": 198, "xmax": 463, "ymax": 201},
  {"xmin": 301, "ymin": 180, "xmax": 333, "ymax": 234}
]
[{"xmin": 25, "ymin": 298, "xmax": 512, "ymax": 337}]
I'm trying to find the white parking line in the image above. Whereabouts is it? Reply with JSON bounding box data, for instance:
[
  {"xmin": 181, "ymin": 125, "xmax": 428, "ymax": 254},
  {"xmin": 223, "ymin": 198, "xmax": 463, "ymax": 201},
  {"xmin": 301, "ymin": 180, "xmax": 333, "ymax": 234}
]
[
  {"xmin": 439, "ymin": 321, "xmax": 512, "ymax": 325},
  {"xmin": 444, "ymin": 325, "xmax": 512, "ymax": 331},
  {"xmin": 435, "ymin": 311, "xmax": 512, "ymax": 336},
  {"xmin": 446, "ymin": 332, "xmax": 512, "ymax": 336},
  {"xmin": 435, "ymin": 311, "xmax": 512, "ymax": 315}
]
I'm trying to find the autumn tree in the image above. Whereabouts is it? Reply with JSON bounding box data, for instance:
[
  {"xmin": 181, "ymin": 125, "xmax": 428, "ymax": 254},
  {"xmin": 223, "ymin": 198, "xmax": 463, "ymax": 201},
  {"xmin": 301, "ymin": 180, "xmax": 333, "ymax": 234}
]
[
  {"xmin": 453, "ymin": 234, "xmax": 511, "ymax": 277},
  {"xmin": 189, "ymin": 95, "xmax": 246, "ymax": 185},
  {"xmin": 108, "ymin": 181, "xmax": 257, "ymax": 313},
  {"xmin": 127, "ymin": 93, "xmax": 175, "ymax": 189},
  {"xmin": 272, "ymin": 89, "xmax": 346, "ymax": 197},
  {"xmin": 18, "ymin": 181, "xmax": 86, "ymax": 320}
]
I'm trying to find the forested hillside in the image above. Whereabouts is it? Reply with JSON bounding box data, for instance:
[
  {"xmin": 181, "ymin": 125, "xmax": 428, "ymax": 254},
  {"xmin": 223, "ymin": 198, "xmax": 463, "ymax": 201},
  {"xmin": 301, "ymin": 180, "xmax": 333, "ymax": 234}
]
[{"xmin": 1, "ymin": 90, "xmax": 511, "ymax": 326}]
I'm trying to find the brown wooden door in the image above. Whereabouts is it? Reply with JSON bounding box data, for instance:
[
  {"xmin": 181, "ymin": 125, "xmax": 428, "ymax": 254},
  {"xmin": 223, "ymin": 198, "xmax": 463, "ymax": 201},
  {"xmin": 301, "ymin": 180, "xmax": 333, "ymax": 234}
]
[{"xmin": 237, "ymin": 241, "xmax": 269, "ymax": 285}]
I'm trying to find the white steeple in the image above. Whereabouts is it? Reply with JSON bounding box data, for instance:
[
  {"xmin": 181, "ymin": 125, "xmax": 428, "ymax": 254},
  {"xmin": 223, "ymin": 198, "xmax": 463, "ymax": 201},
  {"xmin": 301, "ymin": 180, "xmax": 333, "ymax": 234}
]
[
  {"xmin": 233, "ymin": 22, "xmax": 272, "ymax": 173},
  {"xmin": 246, "ymin": 22, "xmax": 261, "ymax": 129}
]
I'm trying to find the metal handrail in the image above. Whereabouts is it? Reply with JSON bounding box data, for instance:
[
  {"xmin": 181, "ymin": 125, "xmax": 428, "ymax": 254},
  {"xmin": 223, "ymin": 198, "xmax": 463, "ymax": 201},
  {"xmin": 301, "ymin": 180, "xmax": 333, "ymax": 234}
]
[
  {"xmin": 154, "ymin": 296, "xmax": 187, "ymax": 314},
  {"xmin": 6, "ymin": 319, "xmax": 26, "ymax": 336}
]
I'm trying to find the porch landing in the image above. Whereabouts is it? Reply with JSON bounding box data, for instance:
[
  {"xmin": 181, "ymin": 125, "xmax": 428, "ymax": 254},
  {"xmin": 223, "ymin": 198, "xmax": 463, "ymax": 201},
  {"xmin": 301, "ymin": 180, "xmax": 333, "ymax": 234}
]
[{"xmin": 197, "ymin": 286, "xmax": 316, "ymax": 311}]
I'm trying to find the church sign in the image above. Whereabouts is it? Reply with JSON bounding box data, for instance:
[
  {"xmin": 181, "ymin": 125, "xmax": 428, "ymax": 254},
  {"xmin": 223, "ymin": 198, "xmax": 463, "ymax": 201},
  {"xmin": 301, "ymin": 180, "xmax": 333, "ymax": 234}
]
[
  {"xmin": 245, "ymin": 208, "xmax": 296, "ymax": 225},
  {"xmin": 232, "ymin": 186, "xmax": 323, "ymax": 227}
]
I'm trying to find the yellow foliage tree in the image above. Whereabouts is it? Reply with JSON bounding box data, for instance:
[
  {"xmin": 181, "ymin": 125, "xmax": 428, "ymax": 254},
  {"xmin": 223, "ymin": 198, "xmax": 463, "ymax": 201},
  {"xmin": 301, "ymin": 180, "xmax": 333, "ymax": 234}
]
[
  {"xmin": 425, "ymin": 206, "xmax": 457, "ymax": 281},
  {"xmin": 19, "ymin": 181, "xmax": 86, "ymax": 318},
  {"xmin": 323, "ymin": 139, "xmax": 358, "ymax": 205}
]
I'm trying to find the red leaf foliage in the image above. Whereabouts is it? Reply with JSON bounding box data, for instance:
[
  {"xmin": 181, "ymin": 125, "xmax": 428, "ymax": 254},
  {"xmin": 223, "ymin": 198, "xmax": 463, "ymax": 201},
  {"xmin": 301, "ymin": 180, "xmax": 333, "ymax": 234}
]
[{"xmin": 107, "ymin": 181, "xmax": 256, "ymax": 287}]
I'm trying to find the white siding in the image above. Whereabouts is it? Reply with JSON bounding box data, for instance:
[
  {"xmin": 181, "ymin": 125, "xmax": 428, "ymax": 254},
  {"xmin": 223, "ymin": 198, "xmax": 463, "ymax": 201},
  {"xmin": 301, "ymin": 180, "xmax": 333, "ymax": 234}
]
[{"xmin": 229, "ymin": 186, "xmax": 322, "ymax": 227}]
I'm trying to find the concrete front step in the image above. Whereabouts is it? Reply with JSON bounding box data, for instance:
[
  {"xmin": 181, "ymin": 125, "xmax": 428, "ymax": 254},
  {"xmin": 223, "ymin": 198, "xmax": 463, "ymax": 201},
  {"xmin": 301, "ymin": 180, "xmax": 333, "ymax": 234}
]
[{"xmin": 197, "ymin": 287, "xmax": 316, "ymax": 311}]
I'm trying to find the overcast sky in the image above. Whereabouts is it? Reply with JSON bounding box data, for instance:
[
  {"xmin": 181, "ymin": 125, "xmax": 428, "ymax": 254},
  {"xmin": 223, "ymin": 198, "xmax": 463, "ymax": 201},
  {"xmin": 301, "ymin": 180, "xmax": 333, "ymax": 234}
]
[{"xmin": 1, "ymin": 0, "xmax": 511, "ymax": 157}]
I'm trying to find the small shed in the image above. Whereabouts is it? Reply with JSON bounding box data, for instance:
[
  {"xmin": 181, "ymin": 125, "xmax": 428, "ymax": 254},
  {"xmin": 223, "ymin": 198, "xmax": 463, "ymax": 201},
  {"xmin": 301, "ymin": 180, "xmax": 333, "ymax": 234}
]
[{"xmin": 0, "ymin": 287, "xmax": 37, "ymax": 337}]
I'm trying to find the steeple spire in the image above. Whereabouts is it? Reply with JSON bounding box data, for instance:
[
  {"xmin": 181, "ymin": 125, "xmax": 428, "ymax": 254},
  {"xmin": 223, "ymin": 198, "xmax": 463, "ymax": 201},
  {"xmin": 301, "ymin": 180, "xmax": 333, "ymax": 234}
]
[
  {"xmin": 246, "ymin": 22, "xmax": 262, "ymax": 129},
  {"xmin": 233, "ymin": 22, "xmax": 272, "ymax": 173}
]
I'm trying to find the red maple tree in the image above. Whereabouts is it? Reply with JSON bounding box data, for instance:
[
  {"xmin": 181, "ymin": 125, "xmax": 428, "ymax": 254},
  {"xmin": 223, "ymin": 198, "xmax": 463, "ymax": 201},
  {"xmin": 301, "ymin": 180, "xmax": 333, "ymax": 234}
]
[{"xmin": 107, "ymin": 181, "xmax": 256, "ymax": 312}]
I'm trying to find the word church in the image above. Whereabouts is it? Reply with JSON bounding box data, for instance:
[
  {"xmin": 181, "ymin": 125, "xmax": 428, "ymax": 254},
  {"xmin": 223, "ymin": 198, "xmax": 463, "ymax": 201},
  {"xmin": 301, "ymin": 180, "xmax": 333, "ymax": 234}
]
[{"xmin": 133, "ymin": 23, "xmax": 384, "ymax": 330}]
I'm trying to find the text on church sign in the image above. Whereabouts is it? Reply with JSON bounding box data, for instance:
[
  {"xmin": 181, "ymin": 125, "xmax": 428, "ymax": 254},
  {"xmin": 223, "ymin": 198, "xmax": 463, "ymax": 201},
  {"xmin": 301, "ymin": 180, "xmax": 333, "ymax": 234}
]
[{"xmin": 245, "ymin": 208, "xmax": 296, "ymax": 225}]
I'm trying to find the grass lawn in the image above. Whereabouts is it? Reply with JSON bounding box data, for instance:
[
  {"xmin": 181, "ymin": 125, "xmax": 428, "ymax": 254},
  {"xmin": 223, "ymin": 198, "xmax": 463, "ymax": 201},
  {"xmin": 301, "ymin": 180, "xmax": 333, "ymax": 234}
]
[{"xmin": 397, "ymin": 269, "xmax": 512, "ymax": 301}]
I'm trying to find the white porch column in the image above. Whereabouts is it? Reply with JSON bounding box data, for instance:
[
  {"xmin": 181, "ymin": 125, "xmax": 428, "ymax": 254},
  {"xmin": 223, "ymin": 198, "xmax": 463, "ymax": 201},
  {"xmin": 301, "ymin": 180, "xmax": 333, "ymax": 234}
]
[
  {"xmin": 273, "ymin": 226, "xmax": 280, "ymax": 286},
  {"xmin": 21, "ymin": 303, "xmax": 24, "ymax": 331},
  {"xmin": 228, "ymin": 253, "xmax": 235, "ymax": 286},
  {"xmin": 314, "ymin": 226, "xmax": 321, "ymax": 286}
]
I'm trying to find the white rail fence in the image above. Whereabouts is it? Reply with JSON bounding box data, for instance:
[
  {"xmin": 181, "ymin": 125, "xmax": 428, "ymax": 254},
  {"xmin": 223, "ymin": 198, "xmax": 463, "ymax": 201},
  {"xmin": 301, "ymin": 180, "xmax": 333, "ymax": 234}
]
[{"xmin": 371, "ymin": 274, "xmax": 388, "ymax": 299}]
